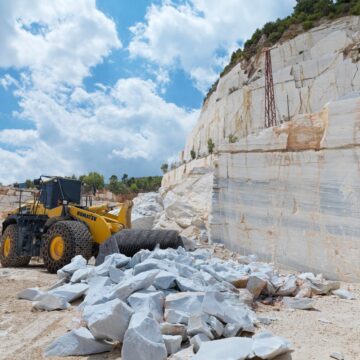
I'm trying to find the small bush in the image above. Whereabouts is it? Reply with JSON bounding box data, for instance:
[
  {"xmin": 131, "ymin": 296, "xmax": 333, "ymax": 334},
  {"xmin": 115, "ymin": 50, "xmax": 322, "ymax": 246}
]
[
  {"xmin": 190, "ymin": 148, "xmax": 196, "ymax": 160},
  {"xmin": 160, "ymin": 163, "xmax": 168, "ymax": 174},
  {"xmin": 228, "ymin": 134, "xmax": 238, "ymax": 143},
  {"xmin": 203, "ymin": 79, "xmax": 219, "ymax": 104},
  {"xmin": 206, "ymin": 0, "xmax": 360, "ymax": 104},
  {"xmin": 25, "ymin": 179, "xmax": 35, "ymax": 189},
  {"xmin": 351, "ymin": 2, "xmax": 360, "ymax": 15},
  {"xmin": 207, "ymin": 138, "xmax": 215, "ymax": 154},
  {"xmin": 130, "ymin": 183, "xmax": 138, "ymax": 192},
  {"xmin": 302, "ymin": 19, "xmax": 314, "ymax": 30},
  {"xmin": 268, "ymin": 31, "xmax": 282, "ymax": 43}
]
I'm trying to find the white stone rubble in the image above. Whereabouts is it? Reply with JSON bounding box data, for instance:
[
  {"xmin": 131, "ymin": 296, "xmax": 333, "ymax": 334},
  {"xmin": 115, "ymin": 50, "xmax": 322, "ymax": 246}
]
[
  {"xmin": 17, "ymin": 287, "xmax": 44, "ymax": 301},
  {"xmin": 48, "ymin": 283, "xmax": 89, "ymax": 302},
  {"xmin": 17, "ymin": 243, "xmax": 348, "ymax": 358},
  {"xmin": 44, "ymin": 327, "xmax": 112, "ymax": 356},
  {"xmin": 32, "ymin": 293, "xmax": 70, "ymax": 311},
  {"xmin": 122, "ymin": 313, "xmax": 167, "ymax": 360},
  {"xmin": 160, "ymin": 322, "xmax": 188, "ymax": 341},
  {"xmin": 57, "ymin": 255, "xmax": 86, "ymax": 279},
  {"xmin": 332, "ymin": 289, "xmax": 356, "ymax": 300},
  {"xmin": 190, "ymin": 333, "xmax": 210, "ymax": 353},
  {"xmin": 132, "ymin": 192, "xmax": 164, "ymax": 230},
  {"xmin": 163, "ymin": 334, "xmax": 182, "ymax": 355},
  {"xmin": 283, "ymin": 297, "xmax": 315, "ymax": 310},
  {"xmin": 128, "ymin": 291, "xmax": 164, "ymax": 323},
  {"xmin": 252, "ymin": 331, "xmax": 293, "ymax": 359},
  {"xmin": 193, "ymin": 337, "xmax": 253, "ymax": 360},
  {"xmin": 83, "ymin": 298, "xmax": 134, "ymax": 341}
]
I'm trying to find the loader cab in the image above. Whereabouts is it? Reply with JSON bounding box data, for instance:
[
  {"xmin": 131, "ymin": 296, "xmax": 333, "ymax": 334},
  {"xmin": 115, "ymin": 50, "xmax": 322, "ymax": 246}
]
[{"xmin": 38, "ymin": 177, "xmax": 81, "ymax": 209}]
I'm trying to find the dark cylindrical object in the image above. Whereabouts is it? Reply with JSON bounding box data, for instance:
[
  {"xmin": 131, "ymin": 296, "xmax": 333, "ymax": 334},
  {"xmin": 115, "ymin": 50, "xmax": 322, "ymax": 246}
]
[{"xmin": 96, "ymin": 229, "xmax": 183, "ymax": 264}]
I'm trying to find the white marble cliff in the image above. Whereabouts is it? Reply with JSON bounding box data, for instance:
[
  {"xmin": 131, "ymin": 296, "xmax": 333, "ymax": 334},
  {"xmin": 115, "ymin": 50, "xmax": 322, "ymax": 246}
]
[
  {"xmin": 162, "ymin": 16, "xmax": 360, "ymax": 281},
  {"xmin": 182, "ymin": 16, "xmax": 360, "ymax": 160}
]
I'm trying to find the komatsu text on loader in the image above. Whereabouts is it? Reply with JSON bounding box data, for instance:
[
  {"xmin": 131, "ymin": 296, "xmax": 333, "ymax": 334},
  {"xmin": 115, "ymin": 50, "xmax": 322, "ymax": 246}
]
[{"xmin": 0, "ymin": 176, "xmax": 182, "ymax": 272}]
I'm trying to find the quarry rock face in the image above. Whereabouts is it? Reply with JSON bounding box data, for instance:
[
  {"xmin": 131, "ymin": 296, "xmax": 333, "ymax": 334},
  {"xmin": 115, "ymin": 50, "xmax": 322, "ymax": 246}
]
[
  {"xmin": 182, "ymin": 16, "xmax": 360, "ymax": 160},
  {"xmin": 156, "ymin": 163, "xmax": 214, "ymax": 238},
  {"xmin": 162, "ymin": 16, "xmax": 360, "ymax": 281},
  {"xmin": 211, "ymin": 96, "xmax": 360, "ymax": 281}
]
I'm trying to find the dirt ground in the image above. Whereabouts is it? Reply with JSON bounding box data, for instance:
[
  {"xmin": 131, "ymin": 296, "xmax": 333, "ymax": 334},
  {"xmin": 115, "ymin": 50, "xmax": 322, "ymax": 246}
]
[
  {"xmin": 259, "ymin": 285, "xmax": 360, "ymax": 360},
  {"xmin": 0, "ymin": 263, "xmax": 359, "ymax": 360},
  {"xmin": 0, "ymin": 264, "xmax": 121, "ymax": 360}
]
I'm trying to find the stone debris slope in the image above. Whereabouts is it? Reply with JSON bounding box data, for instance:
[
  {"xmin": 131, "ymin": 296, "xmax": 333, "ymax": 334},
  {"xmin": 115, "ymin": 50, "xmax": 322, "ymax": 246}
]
[
  {"xmin": 132, "ymin": 176, "xmax": 213, "ymax": 246},
  {"xmin": 131, "ymin": 192, "xmax": 164, "ymax": 230},
  {"xmin": 17, "ymin": 244, "xmax": 355, "ymax": 359}
]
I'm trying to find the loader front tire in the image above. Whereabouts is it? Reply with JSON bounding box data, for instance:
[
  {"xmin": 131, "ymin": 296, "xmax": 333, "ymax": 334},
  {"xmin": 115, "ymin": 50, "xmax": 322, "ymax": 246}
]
[
  {"xmin": 0, "ymin": 224, "xmax": 31, "ymax": 267},
  {"xmin": 41, "ymin": 221, "xmax": 92, "ymax": 273}
]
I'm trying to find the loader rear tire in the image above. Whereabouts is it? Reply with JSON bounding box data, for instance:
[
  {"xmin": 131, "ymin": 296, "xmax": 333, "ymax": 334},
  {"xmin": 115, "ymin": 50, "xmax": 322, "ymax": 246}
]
[
  {"xmin": 41, "ymin": 221, "xmax": 93, "ymax": 273},
  {"xmin": 0, "ymin": 224, "xmax": 31, "ymax": 267},
  {"xmin": 112, "ymin": 229, "xmax": 183, "ymax": 257}
]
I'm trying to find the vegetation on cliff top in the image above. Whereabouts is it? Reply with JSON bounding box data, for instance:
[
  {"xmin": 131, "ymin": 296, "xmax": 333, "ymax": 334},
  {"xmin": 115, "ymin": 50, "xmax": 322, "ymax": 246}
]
[{"xmin": 204, "ymin": 0, "xmax": 360, "ymax": 103}]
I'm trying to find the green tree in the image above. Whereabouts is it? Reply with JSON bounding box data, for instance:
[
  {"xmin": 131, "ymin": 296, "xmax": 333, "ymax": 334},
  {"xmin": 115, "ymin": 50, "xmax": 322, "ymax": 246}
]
[
  {"xmin": 118, "ymin": 182, "xmax": 130, "ymax": 194},
  {"xmin": 294, "ymin": 0, "xmax": 316, "ymax": 15},
  {"xmin": 108, "ymin": 175, "xmax": 120, "ymax": 194},
  {"xmin": 263, "ymin": 21, "xmax": 278, "ymax": 36},
  {"xmin": 127, "ymin": 177, "xmax": 135, "ymax": 187},
  {"xmin": 130, "ymin": 183, "xmax": 138, "ymax": 192},
  {"xmin": 121, "ymin": 173, "xmax": 128, "ymax": 183},
  {"xmin": 302, "ymin": 19, "xmax": 314, "ymax": 30},
  {"xmin": 212, "ymin": 0, "xmax": 357, "ymax": 89},
  {"xmin": 190, "ymin": 148, "xmax": 196, "ymax": 160},
  {"xmin": 207, "ymin": 138, "xmax": 215, "ymax": 154},
  {"xmin": 160, "ymin": 163, "xmax": 169, "ymax": 174},
  {"xmin": 350, "ymin": 1, "xmax": 360, "ymax": 15},
  {"xmin": 25, "ymin": 179, "xmax": 34, "ymax": 189},
  {"xmin": 80, "ymin": 172, "xmax": 104, "ymax": 193}
]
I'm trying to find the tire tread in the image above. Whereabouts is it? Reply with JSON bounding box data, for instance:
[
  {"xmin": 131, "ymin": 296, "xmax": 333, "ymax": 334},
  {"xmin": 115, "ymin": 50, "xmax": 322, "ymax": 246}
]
[
  {"xmin": 41, "ymin": 220, "xmax": 92, "ymax": 273},
  {"xmin": 0, "ymin": 224, "xmax": 31, "ymax": 267}
]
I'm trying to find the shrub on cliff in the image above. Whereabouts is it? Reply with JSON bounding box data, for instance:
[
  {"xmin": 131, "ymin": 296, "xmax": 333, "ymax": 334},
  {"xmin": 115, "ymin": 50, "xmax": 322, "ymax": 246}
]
[
  {"xmin": 207, "ymin": 138, "xmax": 215, "ymax": 154},
  {"xmin": 228, "ymin": 134, "xmax": 238, "ymax": 143},
  {"xmin": 205, "ymin": 0, "xmax": 360, "ymax": 101},
  {"xmin": 160, "ymin": 163, "xmax": 168, "ymax": 174}
]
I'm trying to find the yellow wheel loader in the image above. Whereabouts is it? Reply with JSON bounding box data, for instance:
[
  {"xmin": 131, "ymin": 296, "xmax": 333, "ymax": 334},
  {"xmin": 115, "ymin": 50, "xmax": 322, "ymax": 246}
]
[{"xmin": 0, "ymin": 176, "xmax": 182, "ymax": 273}]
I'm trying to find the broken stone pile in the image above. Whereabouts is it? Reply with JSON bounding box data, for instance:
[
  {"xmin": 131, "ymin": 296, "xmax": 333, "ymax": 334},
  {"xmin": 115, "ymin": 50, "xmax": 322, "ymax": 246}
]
[
  {"xmin": 17, "ymin": 245, "xmax": 354, "ymax": 359},
  {"xmin": 131, "ymin": 192, "xmax": 164, "ymax": 230}
]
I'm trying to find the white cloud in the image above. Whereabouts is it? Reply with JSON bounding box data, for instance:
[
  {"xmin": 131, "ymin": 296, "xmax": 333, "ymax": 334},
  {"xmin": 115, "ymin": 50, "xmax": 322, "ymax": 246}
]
[
  {"xmin": 0, "ymin": 74, "xmax": 19, "ymax": 90},
  {"xmin": 110, "ymin": 148, "xmax": 150, "ymax": 160},
  {"xmin": 0, "ymin": 1, "xmax": 297, "ymax": 184},
  {"xmin": 129, "ymin": 0, "xmax": 296, "ymax": 92},
  {"xmin": 0, "ymin": 1, "xmax": 198, "ymax": 184},
  {"xmin": 0, "ymin": 78, "xmax": 198, "ymax": 184},
  {"xmin": 0, "ymin": 0, "xmax": 121, "ymax": 90},
  {"xmin": 0, "ymin": 129, "xmax": 38, "ymax": 146}
]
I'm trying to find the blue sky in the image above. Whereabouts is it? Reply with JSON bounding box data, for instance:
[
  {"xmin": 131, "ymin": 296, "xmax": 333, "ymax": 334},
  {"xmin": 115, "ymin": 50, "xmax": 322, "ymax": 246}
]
[{"xmin": 0, "ymin": 0, "xmax": 295, "ymax": 184}]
